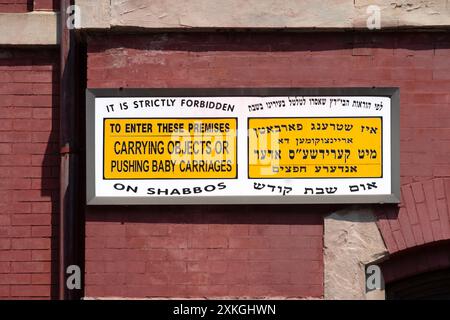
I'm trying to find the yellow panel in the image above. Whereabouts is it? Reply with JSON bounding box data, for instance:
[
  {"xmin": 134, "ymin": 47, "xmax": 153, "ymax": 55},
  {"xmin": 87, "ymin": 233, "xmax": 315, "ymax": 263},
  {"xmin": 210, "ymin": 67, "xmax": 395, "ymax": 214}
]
[
  {"xmin": 248, "ymin": 117, "xmax": 382, "ymax": 179},
  {"xmin": 104, "ymin": 118, "xmax": 237, "ymax": 179}
]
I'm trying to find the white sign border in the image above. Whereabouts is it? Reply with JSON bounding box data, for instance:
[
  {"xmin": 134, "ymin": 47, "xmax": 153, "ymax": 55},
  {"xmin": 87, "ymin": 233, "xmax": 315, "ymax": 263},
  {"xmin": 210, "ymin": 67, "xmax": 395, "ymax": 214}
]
[{"xmin": 86, "ymin": 88, "xmax": 400, "ymax": 205}]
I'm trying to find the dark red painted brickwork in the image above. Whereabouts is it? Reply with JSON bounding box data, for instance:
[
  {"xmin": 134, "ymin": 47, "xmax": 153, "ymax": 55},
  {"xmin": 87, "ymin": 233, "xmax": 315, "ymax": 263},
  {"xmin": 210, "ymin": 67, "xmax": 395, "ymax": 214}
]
[
  {"xmin": 33, "ymin": 0, "xmax": 59, "ymax": 11},
  {"xmin": 0, "ymin": 49, "xmax": 59, "ymax": 299},
  {"xmin": 85, "ymin": 32, "xmax": 450, "ymax": 297},
  {"xmin": 382, "ymin": 241, "xmax": 450, "ymax": 283},
  {"xmin": 0, "ymin": 0, "xmax": 58, "ymax": 12},
  {"xmin": 377, "ymin": 178, "xmax": 450, "ymax": 254},
  {"xmin": 0, "ymin": 0, "xmax": 32, "ymax": 12},
  {"xmin": 85, "ymin": 206, "xmax": 324, "ymax": 298}
]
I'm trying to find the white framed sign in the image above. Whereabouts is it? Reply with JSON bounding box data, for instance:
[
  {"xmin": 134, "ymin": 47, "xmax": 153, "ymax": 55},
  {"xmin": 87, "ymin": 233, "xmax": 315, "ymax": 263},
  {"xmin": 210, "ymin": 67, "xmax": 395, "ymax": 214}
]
[{"xmin": 86, "ymin": 88, "xmax": 399, "ymax": 205}]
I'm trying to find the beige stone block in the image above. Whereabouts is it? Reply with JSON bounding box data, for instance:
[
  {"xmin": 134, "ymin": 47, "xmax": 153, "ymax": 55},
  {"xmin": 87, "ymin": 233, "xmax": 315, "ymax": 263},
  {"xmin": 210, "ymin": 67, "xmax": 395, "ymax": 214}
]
[
  {"xmin": 74, "ymin": 0, "xmax": 111, "ymax": 29},
  {"xmin": 0, "ymin": 12, "xmax": 58, "ymax": 46},
  {"xmin": 324, "ymin": 206, "xmax": 388, "ymax": 300}
]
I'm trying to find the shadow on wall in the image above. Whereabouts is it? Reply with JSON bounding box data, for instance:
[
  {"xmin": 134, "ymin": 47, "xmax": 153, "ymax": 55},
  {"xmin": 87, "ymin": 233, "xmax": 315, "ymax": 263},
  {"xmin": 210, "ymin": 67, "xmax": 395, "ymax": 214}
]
[
  {"xmin": 49, "ymin": 52, "xmax": 59, "ymax": 299},
  {"xmin": 87, "ymin": 32, "xmax": 450, "ymax": 54},
  {"xmin": 87, "ymin": 203, "xmax": 350, "ymax": 225},
  {"xmin": 382, "ymin": 240, "xmax": 450, "ymax": 299}
]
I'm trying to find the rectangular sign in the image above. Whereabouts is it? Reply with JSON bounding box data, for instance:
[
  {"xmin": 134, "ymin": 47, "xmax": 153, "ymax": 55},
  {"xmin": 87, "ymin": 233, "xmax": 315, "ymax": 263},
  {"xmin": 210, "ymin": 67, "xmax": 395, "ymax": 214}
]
[
  {"xmin": 103, "ymin": 118, "xmax": 237, "ymax": 179},
  {"xmin": 248, "ymin": 117, "xmax": 382, "ymax": 179},
  {"xmin": 86, "ymin": 88, "xmax": 399, "ymax": 205}
]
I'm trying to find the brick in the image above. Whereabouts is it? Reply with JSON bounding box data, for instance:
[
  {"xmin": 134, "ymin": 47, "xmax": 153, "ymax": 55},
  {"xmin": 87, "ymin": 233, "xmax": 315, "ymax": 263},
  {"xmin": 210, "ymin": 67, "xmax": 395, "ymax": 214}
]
[
  {"xmin": 31, "ymin": 226, "xmax": 52, "ymax": 237},
  {"xmin": 32, "ymin": 108, "xmax": 53, "ymax": 119},
  {"xmin": 146, "ymin": 261, "xmax": 187, "ymax": 274},
  {"xmin": 0, "ymin": 273, "xmax": 30, "ymax": 285},
  {"xmin": 105, "ymin": 261, "xmax": 145, "ymax": 273},
  {"xmin": 0, "ymin": 95, "xmax": 53, "ymax": 107},
  {"xmin": 31, "ymin": 83, "xmax": 55, "ymax": 95},
  {"xmin": 0, "ymin": 155, "xmax": 31, "ymax": 165},
  {"xmin": 0, "ymin": 178, "xmax": 31, "ymax": 190},
  {"xmin": 0, "ymin": 285, "xmax": 9, "ymax": 297},
  {"xmin": 31, "ymin": 273, "xmax": 52, "ymax": 285},
  {"xmin": 148, "ymin": 237, "xmax": 188, "ymax": 249},
  {"xmin": 397, "ymin": 207, "xmax": 416, "ymax": 248},
  {"xmin": 168, "ymin": 272, "xmax": 209, "ymax": 286},
  {"xmin": 0, "ymin": 262, "xmax": 11, "ymax": 273},
  {"xmin": 436, "ymin": 199, "xmax": 450, "ymax": 239},
  {"xmin": 0, "ymin": 143, "xmax": 12, "ymax": 154},
  {"xmin": 125, "ymin": 285, "xmax": 171, "ymax": 298},
  {"xmin": 0, "ymin": 119, "xmax": 13, "ymax": 131},
  {"xmin": 0, "ymin": 202, "xmax": 31, "ymax": 215},
  {"xmin": 31, "ymin": 202, "xmax": 55, "ymax": 214},
  {"xmin": 411, "ymin": 182, "xmax": 425, "ymax": 203},
  {"xmin": 423, "ymin": 180, "xmax": 439, "ymax": 221},
  {"xmin": 208, "ymin": 224, "xmax": 249, "ymax": 236},
  {"xmin": 31, "ymin": 178, "xmax": 59, "ymax": 190},
  {"xmin": 13, "ymin": 190, "xmax": 53, "ymax": 202},
  {"xmin": 189, "ymin": 236, "xmax": 227, "ymax": 249},
  {"xmin": 105, "ymin": 237, "xmax": 126, "ymax": 249},
  {"xmin": 11, "ymin": 71, "xmax": 53, "ymax": 83},
  {"xmin": 208, "ymin": 248, "xmax": 248, "ymax": 261},
  {"xmin": 187, "ymin": 261, "xmax": 227, "ymax": 274},
  {"xmin": 31, "ymin": 250, "xmax": 52, "ymax": 261},
  {"xmin": 34, "ymin": 0, "xmax": 59, "ymax": 11},
  {"xmin": 401, "ymin": 185, "xmax": 419, "ymax": 225},
  {"xmin": 10, "ymin": 285, "xmax": 49, "ymax": 297},
  {"xmin": 13, "ymin": 120, "xmax": 53, "ymax": 132},
  {"xmin": 8, "ymin": 226, "xmax": 31, "ymax": 238},
  {"xmin": 411, "ymin": 224, "xmax": 425, "ymax": 246},
  {"xmin": 0, "ymin": 167, "xmax": 43, "ymax": 179},
  {"xmin": 392, "ymin": 230, "xmax": 407, "ymax": 251},
  {"xmin": 0, "ymin": 214, "xmax": 10, "ymax": 226},
  {"xmin": 85, "ymin": 237, "xmax": 106, "ymax": 249},
  {"xmin": 249, "ymin": 225, "xmax": 290, "ymax": 236},
  {"xmin": 433, "ymin": 165, "xmax": 450, "ymax": 177},
  {"xmin": 11, "ymin": 238, "xmax": 50, "ymax": 250},
  {"xmin": 85, "ymin": 261, "xmax": 106, "ymax": 273},
  {"xmin": 0, "ymin": 238, "xmax": 11, "ymax": 249},
  {"xmin": 0, "ymin": 107, "xmax": 32, "ymax": 119},
  {"xmin": 126, "ymin": 248, "xmax": 167, "ymax": 261},
  {"xmin": 415, "ymin": 203, "xmax": 435, "ymax": 243},
  {"xmin": 11, "ymin": 261, "xmax": 51, "ymax": 273},
  {"xmin": 85, "ymin": 223, "xmax": 126, "ymax": 237},
  {"xmin": 11, "ymin": 214, "xmax": 52, "ymax": 226},
  {"xmin": 0, "ymin": 2, "xmax": 28, "ymax": 12},
  {"xmin": 125, "ymin": 224, "xmax": 168, "ymax": 237},
  {"xmin": 430, "ymin": 220, "xmax": 443, "ymax": 241},
  {"xmin": 0, "ymin": 250, "xmax": 31, "ymax": 262}
]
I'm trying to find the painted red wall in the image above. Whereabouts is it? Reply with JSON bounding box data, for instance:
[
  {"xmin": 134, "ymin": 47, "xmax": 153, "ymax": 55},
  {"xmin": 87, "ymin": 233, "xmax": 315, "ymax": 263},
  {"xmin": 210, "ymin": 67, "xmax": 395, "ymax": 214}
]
[
  {"xmin": 0, "ymin": 1, "xmax": 58, "ymax": 12},
  {"xmin": 33, "ymin": 0, "xmax": 58, "ymax": 11},
  {"xmin": 0, "ymin": 48, "xmax": 59, "ymax": 298},
  {"xmin": 0, "ymin": 0, "xmax": 31, "ymax": 12},
  {"xmin": 85, "ymin": 32, "xmax": 450, "ymax": 298},
  {"xmin": 2, "ymin": 31, "xmax": 447, "ymax": 299}
]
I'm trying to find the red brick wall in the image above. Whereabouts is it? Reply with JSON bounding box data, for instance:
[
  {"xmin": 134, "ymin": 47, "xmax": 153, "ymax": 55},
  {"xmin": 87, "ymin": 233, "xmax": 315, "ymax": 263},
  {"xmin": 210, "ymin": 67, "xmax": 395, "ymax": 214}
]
[
  {"xmin": 0, "ymin": 0, "xmax": 32, "ymax": 12},
  {"xmin": 0, "ymin": 0, "xmax": 58, "ymax": 12},
  {"xmin": 33, "ymin": 0, "xmax": 59, "ymax": 11},
  {"xmin": 86, "ymin": 32, "xmax": 450, "ymax": 298},
  {"xmin": 0, "ymin": 49, "xmax": 59, "ymax": 299},
  {"xmin": 85, "ymin": 206, "xmax": 324, "ymax": 298}
]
